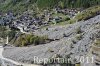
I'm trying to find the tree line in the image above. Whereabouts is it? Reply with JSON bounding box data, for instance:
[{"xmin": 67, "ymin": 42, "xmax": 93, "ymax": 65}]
[
  {"xmin": 36, "ymin": 0, "xmax": 100, "ymax": 9},
  {"xmin": 0, "ymin": 0, "xmax": 100, "ymax": 12}
]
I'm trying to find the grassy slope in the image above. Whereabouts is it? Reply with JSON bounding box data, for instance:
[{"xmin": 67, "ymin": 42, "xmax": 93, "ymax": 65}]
[
  {"xmin": 68, "ymin": 5, "xmax": 100, "ymax": 24},
  {"xmin": 75, "ymin": 5, "xmax": 100, "ymax": 21},
  {"xmin": 52, "ymin": 5, "xmax": 100, "ymax": 26}
]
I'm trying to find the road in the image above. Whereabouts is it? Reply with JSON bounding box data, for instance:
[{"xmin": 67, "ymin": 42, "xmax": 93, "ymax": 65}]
[{"xmin": 0, "ymin": 46, "xmax": 6, "ymax": 66}]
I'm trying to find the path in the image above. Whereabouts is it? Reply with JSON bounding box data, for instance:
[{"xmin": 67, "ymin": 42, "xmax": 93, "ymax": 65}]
[{"xmin": 0, "ymin": 46, "xmax": 41, "ymax": 66}]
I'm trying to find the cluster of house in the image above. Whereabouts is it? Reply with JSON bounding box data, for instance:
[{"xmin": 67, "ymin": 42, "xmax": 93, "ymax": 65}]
[
  {"xmin": 14, "ymin": 11, "xmax": 65, "ymax": 32},
  {"xmin": 54, "ymin": 8, "xmax": 82, "ymax": 18},
  {"xmin": 0, "ymin": 8, "xmax": 82, "ymax": 33},
  {"xmin": 0, "ymin": 11, "xmax": 15, "ymax": 25}
]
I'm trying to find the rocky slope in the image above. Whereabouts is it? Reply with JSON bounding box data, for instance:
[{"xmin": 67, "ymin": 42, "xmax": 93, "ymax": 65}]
[
  {"xmin": 2, "ymin": 15, "xmax": 100, "ymax": 66},
  {"xmin": 89, "ymin": 39, "xmax": 100, "ymax": 66}
]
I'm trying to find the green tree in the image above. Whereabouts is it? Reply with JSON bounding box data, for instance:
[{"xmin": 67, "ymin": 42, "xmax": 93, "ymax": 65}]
[{"xmin": 59, "ymin": 1, "xmax": 64, "ymax": 8}]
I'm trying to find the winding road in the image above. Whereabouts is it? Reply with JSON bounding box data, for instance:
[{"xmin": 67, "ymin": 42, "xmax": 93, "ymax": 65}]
[{"xmin": 0, "ymin": 46, "xmax": 41, "ymax": 66}]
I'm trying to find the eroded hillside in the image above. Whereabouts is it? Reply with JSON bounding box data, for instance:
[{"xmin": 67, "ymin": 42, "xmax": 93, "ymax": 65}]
[{"xmin": 3, "ymin": 15, "xmax": 100, "ymax": 66}]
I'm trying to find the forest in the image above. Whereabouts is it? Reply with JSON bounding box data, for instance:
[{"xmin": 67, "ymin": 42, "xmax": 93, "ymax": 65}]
[
  {"xmin": 36, "ymin": 0, "xmax": 100, "ymax": 8},
  {"xmin": 0, "ymin": 0, "xmax": 100, "ymax": 12}
]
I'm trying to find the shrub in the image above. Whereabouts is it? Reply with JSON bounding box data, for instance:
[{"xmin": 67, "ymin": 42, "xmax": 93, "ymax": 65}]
[
  {"xmin": 76, "ymin": 27, "xmax": 82, "ymax": 34},
  {"xmin": 8, "ymin": 30, "xmax": 16, "ymax": 41},
  {"xmin": 65, "ymin": 17, "xmax": 70, "ymax": 21},
  {"xmin": 48, "ymin": 48, "xmax": 54, "ymax": 52},
  {"xmin": 14, "ymin": 34, "xmax": 48, "ymax": 46},
  {"xmin": 94, "ymin": 38, "xmax": 100, "ymax": 46},
  {"xmin": 67, "ymin": 19, "xmax": 77, "ymax": 24},
  {"xmin": 75, "ymin": 34, "xmax": 83, "ymax": 40},
  {"xmin": 0, "ymin": 26, "xmax": 8, "ymax": 38}
]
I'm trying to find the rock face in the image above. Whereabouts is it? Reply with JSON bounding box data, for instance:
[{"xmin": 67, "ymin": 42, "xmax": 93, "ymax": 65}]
[{"xmin": 3, "ymin": 15, "xmax": 100, "ymax": 65}]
